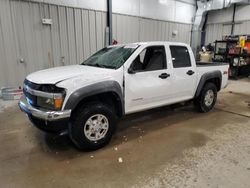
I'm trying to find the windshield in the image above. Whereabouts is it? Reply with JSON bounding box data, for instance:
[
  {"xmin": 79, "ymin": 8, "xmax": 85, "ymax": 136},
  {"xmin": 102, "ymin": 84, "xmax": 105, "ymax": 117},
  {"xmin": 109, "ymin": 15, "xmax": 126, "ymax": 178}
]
[{"xmin": 81, "ymin": 45, "xmax": 139, "ymax": 69}]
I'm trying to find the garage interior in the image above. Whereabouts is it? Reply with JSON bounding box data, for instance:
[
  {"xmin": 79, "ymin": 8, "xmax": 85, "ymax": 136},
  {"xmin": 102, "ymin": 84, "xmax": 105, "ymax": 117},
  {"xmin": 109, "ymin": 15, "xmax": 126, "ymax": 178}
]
[{"xmin": 0, "ymin": 0, "xmax": 250, "ymax": 187}]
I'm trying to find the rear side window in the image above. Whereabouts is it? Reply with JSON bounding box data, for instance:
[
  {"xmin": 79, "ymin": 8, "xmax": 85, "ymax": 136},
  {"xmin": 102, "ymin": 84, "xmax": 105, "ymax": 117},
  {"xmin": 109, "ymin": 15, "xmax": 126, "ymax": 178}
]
[{"xmin": 170, "ymin": 46, "xmax": 191, "ymax": 68}]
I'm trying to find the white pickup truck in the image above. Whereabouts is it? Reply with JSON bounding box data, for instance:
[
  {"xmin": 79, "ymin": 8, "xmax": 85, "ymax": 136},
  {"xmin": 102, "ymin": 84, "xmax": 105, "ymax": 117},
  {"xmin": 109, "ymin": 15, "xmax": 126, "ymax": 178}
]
[{"xmin": 19, "ymin": 42, "xmax": 228, "ymax": 150}]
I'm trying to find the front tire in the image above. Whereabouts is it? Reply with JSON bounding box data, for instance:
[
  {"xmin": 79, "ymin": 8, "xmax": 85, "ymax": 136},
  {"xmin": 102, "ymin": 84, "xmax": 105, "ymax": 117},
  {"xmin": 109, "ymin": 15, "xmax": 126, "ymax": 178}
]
[
  {"xmin": 194, "ymin": 82, "xmax": 217, "ymax": 113},
  {"xmin": 69, "ymin": 102, "xmax": 117, "ymax": 150}
]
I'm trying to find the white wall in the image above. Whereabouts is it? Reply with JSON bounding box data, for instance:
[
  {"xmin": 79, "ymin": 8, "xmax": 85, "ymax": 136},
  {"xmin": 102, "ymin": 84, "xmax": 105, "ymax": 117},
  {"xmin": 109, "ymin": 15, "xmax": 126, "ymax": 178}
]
[
  {"xmin": 0, "ymin": 0, "xmax": 196, "ymax": 87},
  {"xmin": 207, "ymin": 6, "xmax": 234, "ymax": 24},
  {"xmin": 235, "ymin": 4, "xmax": 250, "ymax": 21},
  {"xmin": 114, "ymin": 0, "xmax": 196, "ymax": 24},
  {"xmin": 112, "ymin": 14, "xmax": 192, "ymax": 44},
  {"xmin": 29, "ymin": 0, "xmax": 196, "ymax": 24},
  {"xmin": 205, "ymin": 4, "xmax": 250, "ymax": 44},
  {"xmin": 31, "ymin": 0, "xmax": 107, "ymax": 11}
]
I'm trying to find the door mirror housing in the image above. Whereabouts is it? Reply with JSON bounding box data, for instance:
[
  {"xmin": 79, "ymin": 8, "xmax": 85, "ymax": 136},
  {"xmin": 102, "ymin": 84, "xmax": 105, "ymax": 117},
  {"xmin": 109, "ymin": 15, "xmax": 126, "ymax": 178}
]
[{"xmin": 128, "ymin": 67, "xmax": 136, "ymax": 74}]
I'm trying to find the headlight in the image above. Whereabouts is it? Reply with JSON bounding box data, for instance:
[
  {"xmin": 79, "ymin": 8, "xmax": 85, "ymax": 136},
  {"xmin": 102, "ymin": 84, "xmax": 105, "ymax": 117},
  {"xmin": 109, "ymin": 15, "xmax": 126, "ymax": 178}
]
[{"xmin": 37, "ymin": 96, "xmax": 64, "ymax": 110}]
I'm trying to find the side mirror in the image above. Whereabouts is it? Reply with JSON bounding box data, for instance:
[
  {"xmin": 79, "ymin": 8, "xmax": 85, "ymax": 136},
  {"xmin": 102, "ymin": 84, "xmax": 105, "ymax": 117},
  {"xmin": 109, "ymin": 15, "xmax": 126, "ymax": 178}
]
[{"xmin": 128, "ymin": 67, "xmax": 136, "ymax": 74}]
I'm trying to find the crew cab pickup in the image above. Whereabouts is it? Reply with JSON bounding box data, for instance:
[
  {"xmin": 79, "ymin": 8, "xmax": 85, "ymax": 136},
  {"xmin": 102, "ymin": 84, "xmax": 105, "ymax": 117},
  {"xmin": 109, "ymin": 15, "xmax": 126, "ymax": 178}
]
[{"xmin": 19, "ymin": 42, "xmax": 228, "ymax": 150}]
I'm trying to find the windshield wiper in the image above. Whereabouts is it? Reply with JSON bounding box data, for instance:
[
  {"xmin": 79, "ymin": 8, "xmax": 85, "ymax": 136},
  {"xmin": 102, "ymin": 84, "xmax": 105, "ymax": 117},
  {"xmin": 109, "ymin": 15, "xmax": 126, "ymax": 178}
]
[{"xmin": 82, "ymin": 63, "xmax": 115, "ymax": 69}]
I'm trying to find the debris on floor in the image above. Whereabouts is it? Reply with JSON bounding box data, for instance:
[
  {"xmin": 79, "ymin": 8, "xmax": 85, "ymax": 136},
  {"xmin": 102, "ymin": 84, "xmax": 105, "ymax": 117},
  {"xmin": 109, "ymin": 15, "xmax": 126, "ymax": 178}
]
[{"xmin": 118, "ymin": 157, "xmax": 123, "ymax": 163}]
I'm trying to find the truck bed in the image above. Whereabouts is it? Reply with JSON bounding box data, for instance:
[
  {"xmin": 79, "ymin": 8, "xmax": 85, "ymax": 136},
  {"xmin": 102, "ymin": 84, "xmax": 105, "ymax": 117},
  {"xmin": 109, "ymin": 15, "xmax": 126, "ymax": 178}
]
[
  {"xmin": 196, "ymin": 62, "xmax": 228, "ymax": 67},
  {"xmin": 196, "ymin": 61, "xmax": 229, "ymax": 90}
]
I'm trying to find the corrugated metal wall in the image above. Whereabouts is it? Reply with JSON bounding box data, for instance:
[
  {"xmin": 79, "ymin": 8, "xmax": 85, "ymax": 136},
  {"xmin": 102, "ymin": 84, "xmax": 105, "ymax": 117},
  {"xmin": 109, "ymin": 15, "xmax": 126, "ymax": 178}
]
[
  {"xmin": 205, "ymin": 5, "xmax": 250, "ymax": 44},
  {"xmin": 112, "ymin": 14, "xmax": 192, "ymax": 44},
  {"xmin": 0, "ymin": 0, "xmax": 192, "ymax": 88},
  {"xmin": 0, "ymin": 0, "xmax": 107, "ymax": 87},
  {"xmin": 205, "ymin": 21, "xmax": 250, "ymax": 44},
  {"xmin": 205, "ymin": 24, "xmax": 231, "ymax": 44}
]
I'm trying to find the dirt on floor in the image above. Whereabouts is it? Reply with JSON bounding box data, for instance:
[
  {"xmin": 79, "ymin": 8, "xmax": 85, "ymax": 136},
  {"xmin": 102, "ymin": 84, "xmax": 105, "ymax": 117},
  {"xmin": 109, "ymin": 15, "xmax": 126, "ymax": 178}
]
[{"xmin": 0, "ymin": 78, "xmax": 250, "ymax": 188}]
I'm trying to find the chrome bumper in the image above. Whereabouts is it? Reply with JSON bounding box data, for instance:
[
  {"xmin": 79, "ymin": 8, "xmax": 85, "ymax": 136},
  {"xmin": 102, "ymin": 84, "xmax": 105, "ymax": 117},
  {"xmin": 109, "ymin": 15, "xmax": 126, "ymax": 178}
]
[{"xmin": 18, "ymin": 96, "xmax": 71, "ymax": 121}]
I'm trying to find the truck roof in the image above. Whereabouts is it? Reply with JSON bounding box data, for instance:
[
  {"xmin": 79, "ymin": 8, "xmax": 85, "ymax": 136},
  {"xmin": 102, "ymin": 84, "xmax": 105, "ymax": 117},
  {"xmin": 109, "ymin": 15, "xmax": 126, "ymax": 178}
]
[{"xmin": 109, "ymin": 41, "xmax": 189, "ymax": 48}]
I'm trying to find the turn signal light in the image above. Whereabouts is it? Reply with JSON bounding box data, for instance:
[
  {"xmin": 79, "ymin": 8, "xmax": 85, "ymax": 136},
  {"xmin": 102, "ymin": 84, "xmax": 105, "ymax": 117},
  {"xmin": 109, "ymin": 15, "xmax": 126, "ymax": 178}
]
[{"xmin": 54, "ymin": 98, "xmax": 63, "ymax": 109}]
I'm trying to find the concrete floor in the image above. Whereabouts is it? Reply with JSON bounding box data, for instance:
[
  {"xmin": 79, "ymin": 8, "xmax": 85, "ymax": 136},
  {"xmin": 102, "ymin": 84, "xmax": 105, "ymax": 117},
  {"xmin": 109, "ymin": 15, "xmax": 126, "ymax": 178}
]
[{"xmin": 0, "ymin": 79, "xmax": 250, "ymax": 188}]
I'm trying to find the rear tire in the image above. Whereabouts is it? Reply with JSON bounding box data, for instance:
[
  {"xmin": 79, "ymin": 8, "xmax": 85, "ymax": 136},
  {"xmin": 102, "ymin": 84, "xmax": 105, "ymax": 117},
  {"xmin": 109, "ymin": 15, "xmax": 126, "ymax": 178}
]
[
  {"xmin": 69, "ymin": 102, "xmax": 117, "ymax": 150},
  {"xmin": 194, "ymin": 82, "xmax": 217, "ymax": 113}
]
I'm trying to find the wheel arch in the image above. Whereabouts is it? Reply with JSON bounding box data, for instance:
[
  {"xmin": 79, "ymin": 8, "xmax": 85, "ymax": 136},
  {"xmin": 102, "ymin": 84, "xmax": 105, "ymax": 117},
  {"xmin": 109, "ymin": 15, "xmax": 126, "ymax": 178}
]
[
  {"xmin": 64, "ymin": 81, "xmax": 124, "ymax": 117},
  {"xmin": 195, "ymin": 71, "xmax": 222, "ymax": 98}
]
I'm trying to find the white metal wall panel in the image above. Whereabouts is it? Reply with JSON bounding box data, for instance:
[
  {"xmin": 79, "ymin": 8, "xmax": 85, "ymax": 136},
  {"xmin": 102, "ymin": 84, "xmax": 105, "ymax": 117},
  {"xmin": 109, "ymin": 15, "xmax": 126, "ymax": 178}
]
[
  {"xmin": 222, "ymin": 24, "xmax": 231, "ymax": 36},
  {"xmin": 41, "ymin": 4, "xmax": 53, "ymax": 69},
  {"xmin": 74, "ymin": 8, "xmax": 83, "ymax": 64},
  {"xmin": 81, "ymin": 9, "xmax": 91, "ymax": 60},
  {"xmin": 29, "ymin": 0, "xmax": 196, "ymax": 24},
  {"xmin": 96, "ymin": 11, "xmax": 103, "ymax": 50},
  {"xmin": 116, "ymin": 15, "xmax": 124, "ymax": 43},
  {"xmin": 0, "ymin": 2, "xmax": 8, "ymax": 88},
  {"xmin": 112, "ymin": 14, "xmax": 192, "ymax": 44},
  {"xmin": 0, "ymin": 0, "xmax": 19, "ymax": 86},
  {"xmin": 207, "ymin": 6, "xmax": 234, "ymax": 24},
  {"xmin": 112, "ymin": 14, "xmax": 117, "ymax": 42},
  {"xmin": 175, "ymin": 1, "xmax": 196, "ymax": 24},
  {"xmin": 58, "ymin": 6, "xmax": 69, "ymax": 66},
  {"xmin": 205, "ymin": 5, "xmax": 250, "ymax": 45},
  {"xmin": 205, "ymin": 23, "xmax": 231, "ymax": 44},
  {"xmin": 115, "ymin": 14, "xmax": 140, "ymax": 44},
  {"xmin": 234, "ymin": 22, "xmax": 250, "ymax": 35},
  {"xmin": 101, "ymin": 12, "xmax": 107, "ymax": 47},
  {"xmin": 50, "ymin": 5, "xmax": 61, "ymax": 67},
  {"xmin": 205, "ymin": 22, "xmax": 250, "ymax": 44},
  {"xmin": 66, "ymin": 8, "xmax": 77, "ymax": 65},
  {"xmin": 235, "ymin": 5, "xmax": 250, "ymax": 22},
  {"xmin": 89, "ymin": 10, "xmax": 97, "ymax": 54},
  {"xmin": 30, "ymin": 0, "xmax": 107, "ymax": 12},
  {"xmin": 0, "ymin": 0, "xmax": 192, "ymax": 88}
]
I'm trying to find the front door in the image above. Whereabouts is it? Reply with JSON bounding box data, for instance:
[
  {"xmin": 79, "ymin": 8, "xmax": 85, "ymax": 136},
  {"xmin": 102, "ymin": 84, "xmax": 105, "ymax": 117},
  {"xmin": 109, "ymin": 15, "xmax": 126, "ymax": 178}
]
[{"xmin": 124, "ymin": 45, "xmax": 172, "ymax": 114}]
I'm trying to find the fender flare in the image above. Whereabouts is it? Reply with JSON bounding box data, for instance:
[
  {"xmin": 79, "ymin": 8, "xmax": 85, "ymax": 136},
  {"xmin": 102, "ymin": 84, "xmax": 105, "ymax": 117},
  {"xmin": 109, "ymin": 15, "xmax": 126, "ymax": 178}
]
[
  {"xmin": 64, "ymin": 80, "xmax": 124, "ymax": 114},
  {"xmin": 195, "ymin": 71, "xmax": 222, "ymax": 98}
]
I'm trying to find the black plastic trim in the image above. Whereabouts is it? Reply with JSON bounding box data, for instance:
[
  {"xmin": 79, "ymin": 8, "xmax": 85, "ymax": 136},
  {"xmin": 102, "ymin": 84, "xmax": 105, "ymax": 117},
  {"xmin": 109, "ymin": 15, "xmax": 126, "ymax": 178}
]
[
  {"xmin": 195, "ymin": 71, "xmax": 222, "ymax": 98},
  {"xmin": 64, "ymin": 81, "xmax": 124, "ymax": 114}
]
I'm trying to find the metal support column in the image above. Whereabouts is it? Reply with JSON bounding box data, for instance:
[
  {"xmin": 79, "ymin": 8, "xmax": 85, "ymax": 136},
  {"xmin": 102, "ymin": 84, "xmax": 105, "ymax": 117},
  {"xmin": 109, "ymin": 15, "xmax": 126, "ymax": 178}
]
[
  {"xmin": 107, "ymin": 0, "xmax": 112, "ymax": 45},
  {"xmin": 231, "ymin": 4, "xmax": 236, "ymax": 35}
]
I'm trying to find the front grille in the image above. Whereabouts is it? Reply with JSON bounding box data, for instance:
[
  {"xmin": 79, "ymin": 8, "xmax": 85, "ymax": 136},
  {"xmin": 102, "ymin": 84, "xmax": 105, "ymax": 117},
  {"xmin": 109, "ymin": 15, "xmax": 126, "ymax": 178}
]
[
  {"xmin": 23, "ymin": 79, "xmax": 39, "ymax": 107},
  {"xmin": 23, "ymin": 89, "xmax": 37, "ymax": 106}
]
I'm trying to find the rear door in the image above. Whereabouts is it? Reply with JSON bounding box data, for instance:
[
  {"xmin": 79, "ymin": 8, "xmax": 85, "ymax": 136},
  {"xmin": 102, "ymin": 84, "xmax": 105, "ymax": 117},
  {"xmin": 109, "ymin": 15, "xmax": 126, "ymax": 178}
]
[{"xmin": 169, "ymin": 45, "xmax": 197, "ymax": 100}]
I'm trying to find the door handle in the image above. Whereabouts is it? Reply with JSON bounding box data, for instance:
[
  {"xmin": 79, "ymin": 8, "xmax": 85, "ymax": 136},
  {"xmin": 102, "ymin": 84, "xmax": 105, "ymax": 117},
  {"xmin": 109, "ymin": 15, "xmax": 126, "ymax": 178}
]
[
  {"xmin": 159, "ymin": 73, "xmax": 170, "ymax": 79},
  {"xmin": 186, "ymin": 70, "xmax": 195, "ymax": 75}
]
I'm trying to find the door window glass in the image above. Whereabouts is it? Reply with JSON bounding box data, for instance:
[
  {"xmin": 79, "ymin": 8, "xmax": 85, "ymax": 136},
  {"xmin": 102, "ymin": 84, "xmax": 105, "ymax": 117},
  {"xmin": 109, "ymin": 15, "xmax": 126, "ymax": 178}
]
[
  {"xmin": 131, "ymin": 46, "xmax": 166, "ymax": 72},
  {"xmin": 170, "ymin": 46, "xmax": 191, "ymax": 68}
]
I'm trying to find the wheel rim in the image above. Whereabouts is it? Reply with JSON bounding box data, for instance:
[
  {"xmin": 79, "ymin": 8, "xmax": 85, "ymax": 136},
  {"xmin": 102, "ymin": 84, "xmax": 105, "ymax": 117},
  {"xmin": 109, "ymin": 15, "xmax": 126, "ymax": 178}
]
[
  {"xmin": 84, "ymin": 114, "xmax": 109, "ymax": 141},
  {"xmin": 204, "ymin": 89, "xmax": 214, "ymax": 106}
]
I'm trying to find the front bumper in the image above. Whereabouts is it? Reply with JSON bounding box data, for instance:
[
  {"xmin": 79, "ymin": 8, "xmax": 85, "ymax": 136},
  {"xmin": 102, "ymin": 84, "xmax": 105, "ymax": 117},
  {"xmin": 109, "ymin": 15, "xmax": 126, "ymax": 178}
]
[{"xmin": 18, "ymin": 96, "xmax": 71, "ymax": 121}]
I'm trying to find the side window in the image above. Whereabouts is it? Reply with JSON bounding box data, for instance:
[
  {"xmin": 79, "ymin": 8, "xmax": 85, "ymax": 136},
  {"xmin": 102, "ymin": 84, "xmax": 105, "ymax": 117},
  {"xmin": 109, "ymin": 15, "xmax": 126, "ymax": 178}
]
[
  {"xmin": 131, "ymin": 46, "xmax": 166, "ymax": 72},
  {"xmin": 170, "ymin": 46, "xmax": 191, "ymax": 68}
]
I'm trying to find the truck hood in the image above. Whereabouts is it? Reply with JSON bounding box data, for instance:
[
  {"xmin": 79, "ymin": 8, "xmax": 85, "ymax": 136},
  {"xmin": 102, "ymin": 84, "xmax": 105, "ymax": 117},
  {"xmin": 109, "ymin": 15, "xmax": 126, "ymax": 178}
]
[{"xmin": 26, "ymin": 65, "xmax": 114, "ymax": 84}]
